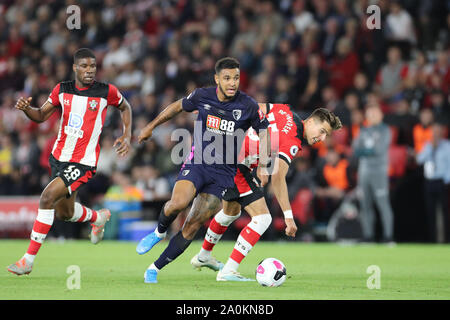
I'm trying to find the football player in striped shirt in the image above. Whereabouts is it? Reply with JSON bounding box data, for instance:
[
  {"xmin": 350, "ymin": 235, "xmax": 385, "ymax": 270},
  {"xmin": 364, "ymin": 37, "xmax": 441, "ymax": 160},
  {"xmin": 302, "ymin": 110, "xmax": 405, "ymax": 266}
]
[
  {"xmin": 191, "ymin": 106, "xmax": 342, "ymax": 281},
  {"xmin": 7, "ymin": 48, "xmax": 132, "ymax": 276}
]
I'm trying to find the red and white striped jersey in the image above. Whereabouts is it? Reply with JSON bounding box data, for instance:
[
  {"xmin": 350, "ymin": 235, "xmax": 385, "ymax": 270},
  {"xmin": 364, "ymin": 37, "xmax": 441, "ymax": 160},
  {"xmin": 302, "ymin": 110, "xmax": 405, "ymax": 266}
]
[
  {"xmin": 239, "ymin": 103, "xmax": 306, "ymax": 169},
  {"xmin": 47, "ymin": 80, "xmax": 123, "ymax": 167}
]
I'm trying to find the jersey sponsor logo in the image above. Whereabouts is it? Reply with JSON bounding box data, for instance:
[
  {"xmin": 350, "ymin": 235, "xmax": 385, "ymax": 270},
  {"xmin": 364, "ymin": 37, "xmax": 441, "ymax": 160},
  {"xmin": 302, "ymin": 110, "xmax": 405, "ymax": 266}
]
[
  {"xmin": 206, "ymin": 115, "xmax": 221, "ymax": 129},
  {"xmin": 206, "ymin": 114, "xmax": 236, "ymax": 135},
  {"xmin": 64, "ymin": 99, "xmax": 71, "ymax": 105},
  {"xmin": 204, "ymin": 104, "xmax": 211, "ymax": 110},
  {"xmin": 182, "ymin": 169, "xmax": 190, "ymax": 176},
  {"xmin": 68, "ymin": 113, "xmax": 83, "ymax": 128},
  {"xmin": 65, "ymin": 113, "xmax": 84, "ymax": 138},
  {"xmin": 232, "ymin": 109, "xmax": 242, "ymax": 121}
]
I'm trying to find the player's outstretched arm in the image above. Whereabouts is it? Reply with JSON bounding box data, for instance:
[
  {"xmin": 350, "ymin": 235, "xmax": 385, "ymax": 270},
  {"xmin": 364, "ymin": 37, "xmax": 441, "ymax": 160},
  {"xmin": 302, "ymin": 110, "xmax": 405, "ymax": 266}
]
[
  {"xmin": 15, "ymin": 97, "xmax": 57, "ymax": 123},
  {"xmin": 271, "ymin": 157, "xmax": 297, "ymax": 237},
  {"xmin": 138, "ymin": 99, "xmax": 183, "ymax": 143},
  {"xmin": 114, "ymin": 98, "xmax": 133, "ymax": 157}
]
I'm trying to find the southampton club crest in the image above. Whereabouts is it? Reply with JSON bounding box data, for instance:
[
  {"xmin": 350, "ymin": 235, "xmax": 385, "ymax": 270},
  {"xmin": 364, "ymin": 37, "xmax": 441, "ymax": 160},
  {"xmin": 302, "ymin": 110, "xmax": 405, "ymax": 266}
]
[
  {"xmin": 88, "ymin": 99, "xmax": 98, "ymax": 111},
  {"xmin": 232, "ymin": 109, "xmax": 242, "ymax": 121}
]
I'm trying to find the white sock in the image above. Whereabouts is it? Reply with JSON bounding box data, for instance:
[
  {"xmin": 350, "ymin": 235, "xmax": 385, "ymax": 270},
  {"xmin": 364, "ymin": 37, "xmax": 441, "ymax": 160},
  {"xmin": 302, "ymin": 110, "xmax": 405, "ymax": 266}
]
[
  {"xmin": 68, "ymin": 203, "xmax": 100, "ymax": 225},
  {"xmin": 198, "ymin": 248, "xmax": 211, "ymax": 261},
  {"xmin": 154, "ymin": 227, "xmax": 166, "ymax": 238},
  {"xmin": 148, "ymin": 263, "xmax": 160, "ymax": 272},
  {"xmin": 221, "ymin": 258, "xmax": 240, "ymax": 274},
  {"xmin": 23, "ymin": 253, "xmax": 35, "ymax": 264}
]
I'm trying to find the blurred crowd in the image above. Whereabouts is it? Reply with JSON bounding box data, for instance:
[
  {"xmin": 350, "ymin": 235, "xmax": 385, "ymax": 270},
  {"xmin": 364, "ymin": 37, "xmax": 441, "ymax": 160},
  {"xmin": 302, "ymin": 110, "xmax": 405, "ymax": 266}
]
[{"xmin": 0, "ymin": 0, "xmax": 449, "ymax": 242}]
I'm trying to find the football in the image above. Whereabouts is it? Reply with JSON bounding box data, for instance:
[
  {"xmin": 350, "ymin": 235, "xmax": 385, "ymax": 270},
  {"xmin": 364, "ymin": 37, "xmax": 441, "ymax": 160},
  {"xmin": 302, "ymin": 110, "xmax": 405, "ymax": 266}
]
[{"xmin": 255, "ymin": 258, "xmax": 287, "ymax": 287}]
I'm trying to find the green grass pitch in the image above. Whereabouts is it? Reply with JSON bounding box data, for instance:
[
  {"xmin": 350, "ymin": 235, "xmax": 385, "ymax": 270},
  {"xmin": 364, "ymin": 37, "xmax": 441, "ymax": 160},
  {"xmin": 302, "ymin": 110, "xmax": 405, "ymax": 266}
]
[{"xmin": 1, "ymin": 240, "xmax": 449, "ymax": 300}]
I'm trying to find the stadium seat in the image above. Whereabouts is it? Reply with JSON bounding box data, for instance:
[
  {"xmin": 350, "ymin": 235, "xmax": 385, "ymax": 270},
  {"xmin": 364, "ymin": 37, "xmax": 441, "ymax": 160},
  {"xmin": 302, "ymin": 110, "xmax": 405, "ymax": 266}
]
[
  {"xmin": 234, "ymin": 216, "xmax": 252, "ymax": 231},
  {"xmin": 290, "ymin": 189, "xmax": 314, "ymax": 225},
  {"xmin": 388, "ymin": 145, "xmax": 408, "ymax": 178},
  {"xmin": 273, "ymin": 217, "xmax": 286, "ymax": 231},
  {"xmin": 332, "ymin": 126, "xmax": 349, "ymax": 146},
  {"xmin": 389, "ymin": 126, "xmax": 399, "ymax": 145}
]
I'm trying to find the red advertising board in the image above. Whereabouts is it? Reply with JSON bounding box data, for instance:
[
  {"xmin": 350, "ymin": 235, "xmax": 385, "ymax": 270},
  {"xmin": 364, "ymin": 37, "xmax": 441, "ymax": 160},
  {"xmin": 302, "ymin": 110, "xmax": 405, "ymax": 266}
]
[{"xmin": 0, "ymin": 197, "xmax": 39, "ymax": 238}]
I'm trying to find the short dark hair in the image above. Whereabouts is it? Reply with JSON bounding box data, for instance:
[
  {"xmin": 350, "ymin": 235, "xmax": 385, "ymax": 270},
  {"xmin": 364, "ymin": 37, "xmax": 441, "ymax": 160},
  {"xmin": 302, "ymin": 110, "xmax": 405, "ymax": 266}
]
[
  {"xmin": 73, "ymin": 48, "xmax": 96, "ymax": 63},
  {"xmin": 309, "ymin": 108, "xmax": 342, "ymax": 131},
  {"xmin": 215, "ymin": 57, "xmax": 240, "ymax": 74}
]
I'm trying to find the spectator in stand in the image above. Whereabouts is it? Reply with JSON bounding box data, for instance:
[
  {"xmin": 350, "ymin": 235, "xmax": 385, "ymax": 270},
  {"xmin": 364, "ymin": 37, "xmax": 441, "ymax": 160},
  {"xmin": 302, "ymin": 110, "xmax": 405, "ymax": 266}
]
[
  {"xmin": 319, "ymin": 17, "xmax": 341, "ymax": 63},
  {"xmin": 430, "ymin": 50, "xmax": 450, "ymax": 94},
  {"xmin": 413, "ymin": 108, "xmax": 434, "ymax": 154},
  {"xmin": 298, "ymin": 52, "xmax": 328, "ymax": 111},
  {"xmin": 206, "ymin": 2, "xmax": 230, "ymax": 40},
  {"xmin": 315, "ymin": 149, "xmax": 351, "ymax": 223},
  {"xmin": 334, "ymin": 91, "xmax": 361, "ymax": 128},
  {"xmin": 374, "ymin": 46, "xmax": 409, "ymax": 103},
  {"xmin": 296, "ymin": 26, "xmax": 320, "ymax": 67},
  {"xmin": 385, "ymin": 0, "xmax": 417, "ymax": 59},
  {"xmin": 114, "ymin": 61, "xmax": 144, "ymax": 93},
  {"xmin": 328, "ymin": 37, "xmax": 360, "ymax": 98},
  {"xmin": 350, "ymin": 108, "xmax": 365, "ymax": 142},
  {"xmin": 416, "ymin": 123, "xmax": 450, "ymax": 243},
  {"xmin": 287, "ymin": 156, "xmax": 318, "ymax": 201},
  {"xmin": 140, "ymin": 56, "xmax": 165, "ymax": 97},
  {"xmin": 102, "ymin": 37, "xmax": 132, "ymax": 69},
  {"xmin": 6, "ymin": 24, "xmax": 24, "ymax": 57},
  {"xmin": 428, "ymin": 89, "xmax": 450, "ymax": 126},
  {"xmin": 384, "ymin": 98, "xmax": 418, "ymax": 147},
  {"xmin": 133, "ymin": 165, "xmax": 171, "ymax": 202},
  {"xmin": 351, "ymin": 72, "xmax": 370, "ymax": 107},
  {"xmin": 312, "ymin": 0, "xmax": 333, "ymax": 26},
  {"xmin": 321, "ymin": 86, "xmax": 340, "ymax": 113},
  {"xmin": 291, "ymin": 0, "xmax": 317, "ymax": 35}
]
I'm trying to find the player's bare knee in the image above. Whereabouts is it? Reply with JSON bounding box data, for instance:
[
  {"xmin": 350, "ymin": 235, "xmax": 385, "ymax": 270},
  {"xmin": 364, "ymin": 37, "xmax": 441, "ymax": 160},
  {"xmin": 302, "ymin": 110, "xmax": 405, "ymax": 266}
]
[
  {"xmin": 166, "ymin": 198, "xmax": 189, "ymax": 214},
  {"xmin": 250, "ymin": 214, "xmax": 272, "ymax": 233}
]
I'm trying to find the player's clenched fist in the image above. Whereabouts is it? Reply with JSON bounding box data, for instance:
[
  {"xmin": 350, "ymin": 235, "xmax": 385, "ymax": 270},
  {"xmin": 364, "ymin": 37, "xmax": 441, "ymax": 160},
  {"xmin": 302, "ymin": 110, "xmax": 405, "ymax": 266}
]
[
  {"xmin": 285, "ymin": 218, "xmax": 297, "ymax": 237},
  {"xmin": 15, "ymin": 97, "xmax": 32, "ymax": 111}
]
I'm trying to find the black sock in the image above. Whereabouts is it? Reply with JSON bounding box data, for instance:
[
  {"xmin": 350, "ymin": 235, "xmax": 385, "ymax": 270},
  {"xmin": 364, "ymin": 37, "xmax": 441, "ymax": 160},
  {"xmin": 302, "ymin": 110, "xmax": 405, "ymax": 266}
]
[
  {"xmin": 154, "ymin": 231, "xmax": 192, "ymax": 270},
  {"xmin": 157, "ymin": 207, "xmax": 177, "ymax": 234}
]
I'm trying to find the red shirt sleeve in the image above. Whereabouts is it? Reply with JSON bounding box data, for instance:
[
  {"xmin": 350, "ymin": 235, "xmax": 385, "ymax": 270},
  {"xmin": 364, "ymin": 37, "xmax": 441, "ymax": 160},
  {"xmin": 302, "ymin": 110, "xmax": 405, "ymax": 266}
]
[
  {"xmin": 107, "ymin": 84, "xmax": 124, "ymax": 107},
  {"xmin": 47, "ymin": 83, "xmax": 61, "ymax": 106},
  {"xmin": 277, "ymin": 137, "xmax": 302, "ymax": 164}
]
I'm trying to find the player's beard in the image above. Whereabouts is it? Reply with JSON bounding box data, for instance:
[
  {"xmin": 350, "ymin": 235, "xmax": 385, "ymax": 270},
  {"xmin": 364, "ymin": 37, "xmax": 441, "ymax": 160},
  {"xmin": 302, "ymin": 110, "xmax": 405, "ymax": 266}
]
[
  {"xmin": 218, "ymin": 83, "xmax": 236, "ymax": 100},
  {"xmin": 76, "ymin": 72, "xmax": 95, "ymax": 87},
  {"xmin": 82, "ymin": 75, "xmax": 95, "ymax": 85}
]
